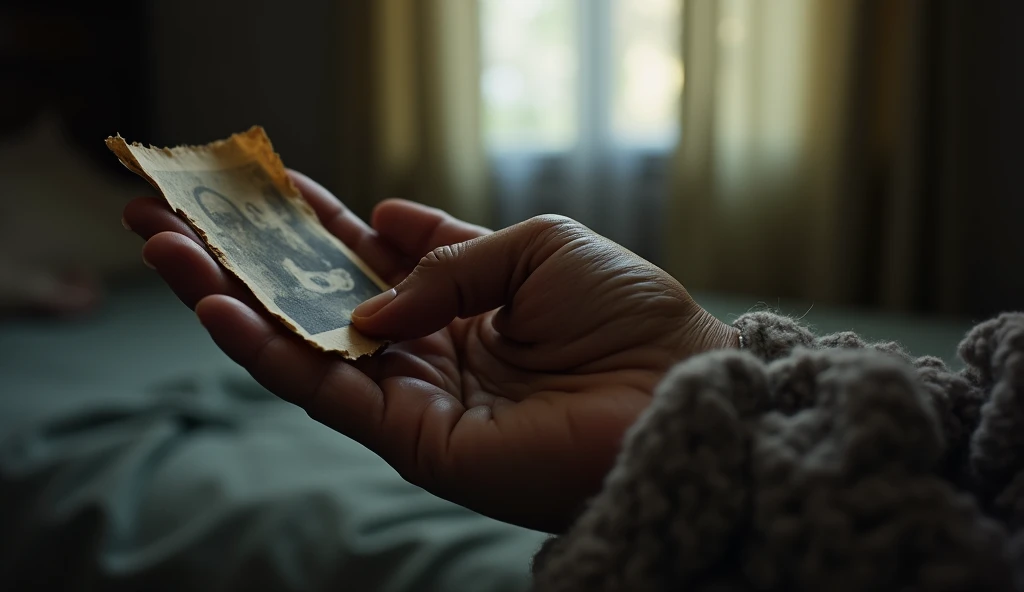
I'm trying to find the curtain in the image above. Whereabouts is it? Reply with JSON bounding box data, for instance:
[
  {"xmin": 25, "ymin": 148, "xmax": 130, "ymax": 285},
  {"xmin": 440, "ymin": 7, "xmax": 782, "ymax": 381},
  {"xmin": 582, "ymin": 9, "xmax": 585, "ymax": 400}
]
[
  {"xmin": 666, "ymin": 0, "xmax": 1020, "ymax": 316},
  {"xmin": 334, "ymin": 0, "xmax": 490, "ymax": 226}
]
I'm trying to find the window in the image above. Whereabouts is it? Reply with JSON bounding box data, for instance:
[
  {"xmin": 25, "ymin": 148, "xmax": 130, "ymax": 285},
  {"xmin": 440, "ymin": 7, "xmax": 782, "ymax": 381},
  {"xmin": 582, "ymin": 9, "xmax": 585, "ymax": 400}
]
[
  {"xmin": 480, "ymin": 0, "xmax": 683, "ymax": 152},
  {"xmin": 480, "ymin": 0, "xmax": 578, "ymax": 151},
  {"xmin": 609, "ymin": 0, "xmax": 684, "ymax": 145},
  {"xmin": 479, "ymin": 0, "xmax": 683, "ymax": 260}
]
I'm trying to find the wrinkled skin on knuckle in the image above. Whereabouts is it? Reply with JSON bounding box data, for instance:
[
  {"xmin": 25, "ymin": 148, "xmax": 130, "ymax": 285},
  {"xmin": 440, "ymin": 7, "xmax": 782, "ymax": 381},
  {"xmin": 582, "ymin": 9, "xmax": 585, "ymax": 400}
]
[
  {"xmin": 532, "ymin": 216, "xmax": 703, "ymax": 355},
  {"xmin": 420, "ymin": 243, "xmax": 462, "ymax": 270},
  {"xmin": 525, "ymin": 213, "xmax": 578, "ymax": 231},
  {"xmin": 406, "ymin": 243, "xmax": 464, "ymax": 292},
  {"xmin": 526, "ymin": 214, "xmax": 588, "ymax": 243},
  {"xmin": 533, "ymin": 215, "xmax": 684, "ymax": 306},
  {"xmin": 520, "ymin": 215, "xmax": 592, "ymax": 269},
  {"xmin": 408, "ymin": 242, "xmax": 478, "ymax": 317}
]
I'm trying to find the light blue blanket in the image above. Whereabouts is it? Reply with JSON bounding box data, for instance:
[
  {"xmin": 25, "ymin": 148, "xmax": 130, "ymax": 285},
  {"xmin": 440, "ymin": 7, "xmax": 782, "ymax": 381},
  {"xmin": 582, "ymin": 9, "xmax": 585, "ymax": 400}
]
[{"xmin": 0, "ymin": 277, "xmax": 544, "ymax": 591}]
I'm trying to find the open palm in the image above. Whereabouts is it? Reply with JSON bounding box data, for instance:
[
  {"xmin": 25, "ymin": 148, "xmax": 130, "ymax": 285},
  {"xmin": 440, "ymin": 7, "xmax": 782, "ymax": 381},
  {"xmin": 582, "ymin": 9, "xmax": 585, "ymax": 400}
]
[{"xmin": 124, "ymin": 171, "xmax": 735, "ymax": 532}]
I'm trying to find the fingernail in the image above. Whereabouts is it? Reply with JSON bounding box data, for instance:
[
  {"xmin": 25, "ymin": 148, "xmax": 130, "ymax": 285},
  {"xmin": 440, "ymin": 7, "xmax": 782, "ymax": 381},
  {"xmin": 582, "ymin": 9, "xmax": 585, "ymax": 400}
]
[
  {"xmin": 121, "ymin": 216, "xmax": 131, "ymax": 231},
  {"xmin": 142, "ymin": 253, "xmax": 156, "ymax": 270},
  {"xmin": 353, "ymin": 288, "xmax": 396, "ymax": 319}
]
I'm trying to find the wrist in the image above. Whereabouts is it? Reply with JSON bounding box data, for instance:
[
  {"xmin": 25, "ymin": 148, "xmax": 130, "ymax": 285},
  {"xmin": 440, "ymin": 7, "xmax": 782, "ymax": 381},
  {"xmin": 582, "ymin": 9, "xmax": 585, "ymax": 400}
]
[{"xmin": 679, "ymin": 306, "xmax": 740, "ymax": 358}]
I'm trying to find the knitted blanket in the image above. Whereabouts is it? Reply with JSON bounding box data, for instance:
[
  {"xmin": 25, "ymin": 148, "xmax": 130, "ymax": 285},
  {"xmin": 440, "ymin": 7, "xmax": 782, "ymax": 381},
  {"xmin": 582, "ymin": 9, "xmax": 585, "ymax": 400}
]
[{"xmin": 532, "ymin": 312, "xmax": 1024, "ymax": 592}]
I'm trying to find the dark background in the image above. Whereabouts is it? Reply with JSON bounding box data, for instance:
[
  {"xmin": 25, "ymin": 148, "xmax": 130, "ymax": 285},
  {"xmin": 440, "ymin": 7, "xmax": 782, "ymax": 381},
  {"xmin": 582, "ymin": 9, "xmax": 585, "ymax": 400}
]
[{"xmin": 0, "ymin": 0, "xmax": 1021, "ymax": 317}]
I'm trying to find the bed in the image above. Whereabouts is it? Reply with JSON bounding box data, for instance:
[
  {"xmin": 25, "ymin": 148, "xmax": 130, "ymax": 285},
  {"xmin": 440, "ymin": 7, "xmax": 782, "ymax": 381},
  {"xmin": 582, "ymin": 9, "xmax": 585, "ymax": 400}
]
[{"xmin": 0, "ymin": 274, "xmax": 976, "ymax": 590}]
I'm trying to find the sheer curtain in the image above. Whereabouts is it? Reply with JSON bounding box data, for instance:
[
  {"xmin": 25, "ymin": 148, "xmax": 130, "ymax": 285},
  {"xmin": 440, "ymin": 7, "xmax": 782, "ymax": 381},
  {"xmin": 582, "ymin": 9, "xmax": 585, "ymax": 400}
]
[
  {"xmin": 480, "ymin": 0, "xmax": 682, "ymax": 262},
  {"xmin": 667, "ymin": 0, "xmax": 850, "ymax": 301},
  {"xmin": 331, "ymin": 0, "xmax": 489, "ymax": 225}
]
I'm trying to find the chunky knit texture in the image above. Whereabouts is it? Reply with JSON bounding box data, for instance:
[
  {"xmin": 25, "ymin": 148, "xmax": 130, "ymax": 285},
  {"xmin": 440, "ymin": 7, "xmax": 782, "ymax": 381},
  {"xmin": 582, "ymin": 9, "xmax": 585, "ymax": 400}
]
[{"xmin": 532, "ymin": 311, "xmax": 1024, "ymax": 592}]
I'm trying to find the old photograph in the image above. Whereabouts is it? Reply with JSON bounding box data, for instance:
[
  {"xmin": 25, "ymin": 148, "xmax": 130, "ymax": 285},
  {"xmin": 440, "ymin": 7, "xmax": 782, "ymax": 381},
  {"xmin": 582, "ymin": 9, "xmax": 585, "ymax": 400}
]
[
  {"xmin": 107, "ymin": 127, "xmax": 388, "ymax": 358},
  {"xmin": 152, "ymin": 163, "xmax": 382, "ymax": 337}
]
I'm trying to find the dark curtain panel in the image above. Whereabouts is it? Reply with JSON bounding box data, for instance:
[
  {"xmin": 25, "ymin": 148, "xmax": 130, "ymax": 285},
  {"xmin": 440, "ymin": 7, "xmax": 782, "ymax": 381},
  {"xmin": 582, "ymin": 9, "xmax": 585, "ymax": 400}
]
[{"xmin": 668, "ymin": 0, "xmax": 1022, "ymax": 317}]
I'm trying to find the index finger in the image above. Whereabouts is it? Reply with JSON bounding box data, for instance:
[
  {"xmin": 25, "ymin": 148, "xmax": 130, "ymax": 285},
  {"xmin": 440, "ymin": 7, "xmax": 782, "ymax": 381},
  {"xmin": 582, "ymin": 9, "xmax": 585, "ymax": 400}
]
[{"xmin": 287, "ymin": 170, "xmax": 409, "ymax": 284}]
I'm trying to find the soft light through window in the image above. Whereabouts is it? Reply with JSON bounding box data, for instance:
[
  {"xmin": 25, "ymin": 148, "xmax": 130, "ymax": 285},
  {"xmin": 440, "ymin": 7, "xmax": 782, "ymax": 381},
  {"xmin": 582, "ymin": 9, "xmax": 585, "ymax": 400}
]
[
  {"xmin": 611, "ymin": 0, "xmax": 683, "ymax": 145},
  {"xmin": 481, "ymin": 0, "xmax": 682, "ymax": 152},
  {"xmin": 480, "ymin": 0, "xmax": 578, "ymax": 151}
]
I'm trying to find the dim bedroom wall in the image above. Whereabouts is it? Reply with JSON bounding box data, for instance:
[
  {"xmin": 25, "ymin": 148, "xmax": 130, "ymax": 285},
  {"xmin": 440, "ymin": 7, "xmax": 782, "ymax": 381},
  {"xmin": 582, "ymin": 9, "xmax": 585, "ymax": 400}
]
[{"xmin": 147, "ymin": 0, "xmax": 345, "ymax": 197}]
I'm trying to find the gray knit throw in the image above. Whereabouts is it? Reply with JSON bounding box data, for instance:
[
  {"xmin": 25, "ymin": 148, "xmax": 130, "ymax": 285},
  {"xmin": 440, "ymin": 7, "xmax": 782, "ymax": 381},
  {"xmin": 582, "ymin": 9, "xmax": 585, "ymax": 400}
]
[{"xmin": 532, "ymin": 311, "xmax": 1024, "ymax": 592}]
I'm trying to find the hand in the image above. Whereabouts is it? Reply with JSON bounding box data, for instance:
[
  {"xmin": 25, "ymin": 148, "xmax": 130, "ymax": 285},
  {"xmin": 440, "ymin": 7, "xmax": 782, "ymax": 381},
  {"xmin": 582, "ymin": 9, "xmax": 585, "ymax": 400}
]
[{"xmin": 123, "ymin": 172, "xmax": 737, "ymax": 532}]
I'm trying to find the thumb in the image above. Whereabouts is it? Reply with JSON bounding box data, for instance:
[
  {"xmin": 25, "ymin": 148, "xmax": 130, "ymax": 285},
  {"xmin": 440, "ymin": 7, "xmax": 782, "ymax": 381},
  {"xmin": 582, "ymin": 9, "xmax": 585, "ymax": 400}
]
[{"xmin": 351, "ymin": 215, "xmax": 578, "ymax": 342}]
